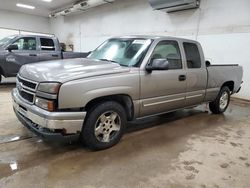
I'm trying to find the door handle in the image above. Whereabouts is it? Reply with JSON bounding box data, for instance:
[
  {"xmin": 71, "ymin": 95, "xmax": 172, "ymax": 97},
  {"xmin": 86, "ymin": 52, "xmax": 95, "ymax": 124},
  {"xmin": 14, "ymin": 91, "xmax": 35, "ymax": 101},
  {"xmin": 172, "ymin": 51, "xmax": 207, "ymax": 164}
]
[
  {"xmin": 29, "ymin": 54, "xmax": 37, "ymax": 57},
  {"xmin": 52, "ymin": 54, "xmax": 59, "ymax": 57},
  {"xmin": 179, "ymin": 75, "xmax": 186, "ymax": 81}
]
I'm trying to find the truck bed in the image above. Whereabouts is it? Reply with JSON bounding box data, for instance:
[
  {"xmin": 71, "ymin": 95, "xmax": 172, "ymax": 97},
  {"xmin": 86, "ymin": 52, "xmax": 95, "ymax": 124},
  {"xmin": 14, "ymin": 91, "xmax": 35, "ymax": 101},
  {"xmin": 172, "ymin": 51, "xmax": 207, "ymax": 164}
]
[{"xmin": 205, "ymin": 64, "xmax": 243, "ymax": 101}]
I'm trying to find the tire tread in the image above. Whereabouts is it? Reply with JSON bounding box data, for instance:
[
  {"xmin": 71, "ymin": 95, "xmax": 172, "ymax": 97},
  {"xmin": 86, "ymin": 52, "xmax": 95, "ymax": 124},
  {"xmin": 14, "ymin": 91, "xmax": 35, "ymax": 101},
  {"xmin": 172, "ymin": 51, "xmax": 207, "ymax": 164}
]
[
  {"xmin": 209, "ymin": 86, "xmax": 230, "ymax": 114},
  {"xmin": 81, "ymin": 101, "xmax": 126, "ymax": 150}
]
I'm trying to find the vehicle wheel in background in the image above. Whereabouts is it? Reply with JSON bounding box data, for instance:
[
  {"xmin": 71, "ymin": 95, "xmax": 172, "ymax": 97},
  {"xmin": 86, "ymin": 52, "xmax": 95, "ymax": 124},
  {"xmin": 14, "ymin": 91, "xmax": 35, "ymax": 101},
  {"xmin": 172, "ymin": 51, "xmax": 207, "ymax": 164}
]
[
  {"xmin": 81, "ymin": 101, "xmax": 127, "ymax": 150},
  {"xmin": 209, "ymin": 86, "xmax": 230, "ymax": 114}
]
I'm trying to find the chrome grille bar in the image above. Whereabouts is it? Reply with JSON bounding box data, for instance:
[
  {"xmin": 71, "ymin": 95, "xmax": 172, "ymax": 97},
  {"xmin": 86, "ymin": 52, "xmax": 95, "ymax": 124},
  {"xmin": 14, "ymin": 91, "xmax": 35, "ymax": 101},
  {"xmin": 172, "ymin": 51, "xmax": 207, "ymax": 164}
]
[{"xmin": 16, "ymin": 75, "xmax": 38, "ymax": 104}]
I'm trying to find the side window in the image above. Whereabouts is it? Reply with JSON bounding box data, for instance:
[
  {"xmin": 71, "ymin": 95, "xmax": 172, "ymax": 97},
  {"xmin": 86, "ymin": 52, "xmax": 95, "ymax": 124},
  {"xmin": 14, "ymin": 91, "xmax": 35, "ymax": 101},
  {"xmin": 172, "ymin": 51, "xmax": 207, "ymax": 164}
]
[
  {"xmin": 183, "ymin": 42, "xmax": 201, "ymax": 69},
  {"xmin": 40, "ymin": 38, "xmax": 55, "ymax": 51},
  {"xmin": 151, "ymin": 40, "xmax": 182, "ymax": 69},
  {"xmin": 12, "ymin": 37, "xmax": 36, "ymax": 50}
]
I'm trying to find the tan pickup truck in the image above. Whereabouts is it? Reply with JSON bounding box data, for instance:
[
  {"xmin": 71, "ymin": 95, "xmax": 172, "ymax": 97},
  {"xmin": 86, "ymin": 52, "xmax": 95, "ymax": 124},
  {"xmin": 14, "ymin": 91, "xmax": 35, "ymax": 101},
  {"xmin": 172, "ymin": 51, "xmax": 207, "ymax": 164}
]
[{"xmin": 12, "ymin": 36, "xmax": 243, "ymax": 150}]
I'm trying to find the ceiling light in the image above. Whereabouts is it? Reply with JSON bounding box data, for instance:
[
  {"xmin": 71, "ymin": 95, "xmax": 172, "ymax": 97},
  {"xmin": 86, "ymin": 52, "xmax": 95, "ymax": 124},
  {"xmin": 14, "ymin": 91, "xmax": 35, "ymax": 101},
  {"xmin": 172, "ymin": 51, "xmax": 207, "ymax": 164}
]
[
  {"xmin": 16, "ymin": 3, "xmax": 35, "ymax": 9},
  {"xmin": 42, "ymin": 0, "xmax": 53, "ymax": 2}
]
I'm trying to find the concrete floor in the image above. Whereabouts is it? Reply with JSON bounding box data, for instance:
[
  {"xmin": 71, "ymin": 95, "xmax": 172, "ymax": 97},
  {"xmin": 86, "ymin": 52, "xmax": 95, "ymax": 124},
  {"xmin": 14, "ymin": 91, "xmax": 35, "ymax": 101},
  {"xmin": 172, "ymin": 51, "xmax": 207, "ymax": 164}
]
[{"xmin": 0, "ymin": 82, "xmax": 250, "ymax": 188}]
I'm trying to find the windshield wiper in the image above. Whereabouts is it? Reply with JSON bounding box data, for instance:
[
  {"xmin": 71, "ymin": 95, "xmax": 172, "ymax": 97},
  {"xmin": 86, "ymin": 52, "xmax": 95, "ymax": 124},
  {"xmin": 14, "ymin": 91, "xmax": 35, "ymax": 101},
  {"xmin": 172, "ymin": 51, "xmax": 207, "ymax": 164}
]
[{"xmin": 99, "ymin": 58, "xmax": 118, "ymax": 64}]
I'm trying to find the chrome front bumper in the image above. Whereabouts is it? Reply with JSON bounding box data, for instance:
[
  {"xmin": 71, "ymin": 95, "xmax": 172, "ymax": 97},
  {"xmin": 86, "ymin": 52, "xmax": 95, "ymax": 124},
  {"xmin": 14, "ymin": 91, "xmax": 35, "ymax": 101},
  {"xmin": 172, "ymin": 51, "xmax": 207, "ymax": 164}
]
[{"xmin": 12, "ymin": 88, "xmax": 86, "ymax": 135}]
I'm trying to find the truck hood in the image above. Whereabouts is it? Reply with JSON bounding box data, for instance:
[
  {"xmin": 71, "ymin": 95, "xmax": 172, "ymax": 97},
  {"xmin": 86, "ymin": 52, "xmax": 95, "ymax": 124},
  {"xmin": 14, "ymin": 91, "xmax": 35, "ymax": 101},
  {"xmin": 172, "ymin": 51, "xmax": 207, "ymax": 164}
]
[{"xmin": 19, "ymin": 58, "xmax": 130, "ymax": 83}]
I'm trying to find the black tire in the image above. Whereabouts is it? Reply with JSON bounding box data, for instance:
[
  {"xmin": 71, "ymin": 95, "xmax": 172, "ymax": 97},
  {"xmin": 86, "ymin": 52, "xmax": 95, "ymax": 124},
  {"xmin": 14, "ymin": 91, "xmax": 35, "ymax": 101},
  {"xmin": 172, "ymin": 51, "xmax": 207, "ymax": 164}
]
[
  {"xmin": 81, "ymin": 101, "xmax": 127, "ymax": 150},
  {"xmin": 209, "ymin": 86, "xmax": 230, "ymax": 114}
]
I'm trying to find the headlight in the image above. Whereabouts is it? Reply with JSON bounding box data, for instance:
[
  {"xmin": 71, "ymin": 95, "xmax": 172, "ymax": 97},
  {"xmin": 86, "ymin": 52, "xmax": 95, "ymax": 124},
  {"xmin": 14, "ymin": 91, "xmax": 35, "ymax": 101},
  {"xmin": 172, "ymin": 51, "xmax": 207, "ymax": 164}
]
[
  {"xmin": 37, "ymin": 82, "xmax": 61, "ymax": 94},
  {"xmin": 35, "ymin": 97, "xmax": 55, "ymax": 112}
]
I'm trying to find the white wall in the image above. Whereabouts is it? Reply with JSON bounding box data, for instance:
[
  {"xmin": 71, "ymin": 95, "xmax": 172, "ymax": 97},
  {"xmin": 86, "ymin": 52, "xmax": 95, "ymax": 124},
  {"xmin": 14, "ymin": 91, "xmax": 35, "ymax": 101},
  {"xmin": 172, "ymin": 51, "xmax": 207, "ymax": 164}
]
[
  {"xmin": 0, "ymin": 28, "xmax": 19, "ymax": 39},
  {"xmin": 0, "ymin": 10, "xmax": 50, "ymax": 35},
  {"xmin": 49, "ymin": 0, "xmax": 250, "ymax": 100}
]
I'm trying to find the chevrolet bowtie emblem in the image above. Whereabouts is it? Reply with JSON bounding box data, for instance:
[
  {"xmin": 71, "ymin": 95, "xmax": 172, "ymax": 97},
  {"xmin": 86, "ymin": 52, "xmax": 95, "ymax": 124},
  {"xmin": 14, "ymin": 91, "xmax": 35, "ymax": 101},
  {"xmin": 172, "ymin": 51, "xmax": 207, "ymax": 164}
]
[{"xmin": 17, "ymin": 82, "xmax": 23, "ymax": 91}]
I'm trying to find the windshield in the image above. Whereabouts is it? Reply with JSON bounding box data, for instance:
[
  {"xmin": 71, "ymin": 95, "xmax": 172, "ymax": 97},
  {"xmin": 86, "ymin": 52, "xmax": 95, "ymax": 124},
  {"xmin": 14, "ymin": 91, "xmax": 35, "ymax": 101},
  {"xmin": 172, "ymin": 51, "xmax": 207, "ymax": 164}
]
[
  {"xmin": 88, "ymin": 38, "xmax": 152, "ymax": 67},
  {"xmin": 0, "ymin": 36, "xmax": 16, "ymax": 46}
]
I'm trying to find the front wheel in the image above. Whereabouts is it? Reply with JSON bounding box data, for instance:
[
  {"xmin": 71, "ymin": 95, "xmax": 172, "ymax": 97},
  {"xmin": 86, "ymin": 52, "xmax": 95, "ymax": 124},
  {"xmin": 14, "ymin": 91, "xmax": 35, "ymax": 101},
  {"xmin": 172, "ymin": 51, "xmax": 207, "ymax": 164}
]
[
  {"xmin": 209, "ymin": 86, "xmax": 230, "ymax": 114},
  {"xmin": 81, "ymin": 101, "xmax": 126, "ymax": 150}
]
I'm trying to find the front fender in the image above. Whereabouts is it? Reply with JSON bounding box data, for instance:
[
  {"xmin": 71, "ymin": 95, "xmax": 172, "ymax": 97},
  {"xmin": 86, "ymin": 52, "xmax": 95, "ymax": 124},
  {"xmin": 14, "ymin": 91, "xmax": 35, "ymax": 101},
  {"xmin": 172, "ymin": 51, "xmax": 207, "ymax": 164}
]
[
  {"xmin": 57, "ymin": 72, "xmax": 140, "ymax": 109},
  {"xmin": 81, "ymin": 86, "xmax": 133, "ymax": 106}
]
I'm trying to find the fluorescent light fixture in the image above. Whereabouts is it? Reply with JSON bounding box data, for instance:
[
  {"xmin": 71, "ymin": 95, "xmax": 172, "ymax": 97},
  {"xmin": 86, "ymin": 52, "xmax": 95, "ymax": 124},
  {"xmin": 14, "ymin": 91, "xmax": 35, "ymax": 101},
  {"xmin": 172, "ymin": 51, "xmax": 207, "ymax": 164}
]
[
  {"xmin": 16, "ymin": 3, "xmax": 35, "ymax": 9},
  {"xmin": 42, "ymin": 0, "xmax": 53, "ymax": 2}
]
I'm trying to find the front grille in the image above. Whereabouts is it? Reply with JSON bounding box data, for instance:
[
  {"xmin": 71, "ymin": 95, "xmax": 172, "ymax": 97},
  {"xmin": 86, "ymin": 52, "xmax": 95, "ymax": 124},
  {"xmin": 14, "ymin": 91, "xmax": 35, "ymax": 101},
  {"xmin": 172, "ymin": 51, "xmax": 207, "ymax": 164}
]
[
  {"xmin": 19, "ymin": 90, "xmax": 34, "ymax": 103},
  {"xmin": 16, "ymin": 75, "xmax": 38, "ymax": 104},
  {"xmin": 17, "ymin": 76, "xmax": 37, "ymax": 90}
]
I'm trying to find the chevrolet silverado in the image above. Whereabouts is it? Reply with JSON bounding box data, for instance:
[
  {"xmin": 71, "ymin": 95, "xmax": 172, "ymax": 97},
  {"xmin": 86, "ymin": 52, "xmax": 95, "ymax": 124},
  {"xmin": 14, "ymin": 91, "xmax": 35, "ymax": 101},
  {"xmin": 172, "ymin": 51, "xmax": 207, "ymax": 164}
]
[{"xmin": 12, "ymin": 36, "xmax": 243, "ymax": 150}]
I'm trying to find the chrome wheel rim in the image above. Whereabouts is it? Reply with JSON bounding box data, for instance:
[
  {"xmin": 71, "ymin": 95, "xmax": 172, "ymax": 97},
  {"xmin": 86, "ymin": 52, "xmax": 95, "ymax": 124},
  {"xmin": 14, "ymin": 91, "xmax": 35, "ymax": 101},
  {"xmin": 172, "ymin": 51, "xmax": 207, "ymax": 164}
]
[
  {"xmin": 94, "ymin": 111, "xmax": 121, "ymax": 143},
  {"xmin": 219, "ymin": 91, "xmax": 229, "ymax": 110}
]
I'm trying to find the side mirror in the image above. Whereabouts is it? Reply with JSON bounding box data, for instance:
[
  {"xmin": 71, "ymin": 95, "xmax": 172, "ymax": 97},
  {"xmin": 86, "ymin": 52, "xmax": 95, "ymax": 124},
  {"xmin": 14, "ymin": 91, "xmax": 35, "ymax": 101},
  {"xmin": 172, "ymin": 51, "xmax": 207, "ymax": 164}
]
[
  {"xmin": 146, "ymin": 59, "xmax": 169, "ymax": 72},
  {"xmin": 7, "ymin": 44, "xmax": 18, "ymax": 52},
  {"xmin": 205, "ymin": 60, "xmax": 211, "ymax": 67}
]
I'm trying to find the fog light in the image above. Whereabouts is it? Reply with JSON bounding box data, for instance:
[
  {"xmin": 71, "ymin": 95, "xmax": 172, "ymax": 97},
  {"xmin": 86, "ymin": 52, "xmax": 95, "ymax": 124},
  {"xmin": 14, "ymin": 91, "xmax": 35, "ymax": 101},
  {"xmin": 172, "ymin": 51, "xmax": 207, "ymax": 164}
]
[{"xmin": 35, "ymin": 97, "xmax": 55, "ymax": 112}]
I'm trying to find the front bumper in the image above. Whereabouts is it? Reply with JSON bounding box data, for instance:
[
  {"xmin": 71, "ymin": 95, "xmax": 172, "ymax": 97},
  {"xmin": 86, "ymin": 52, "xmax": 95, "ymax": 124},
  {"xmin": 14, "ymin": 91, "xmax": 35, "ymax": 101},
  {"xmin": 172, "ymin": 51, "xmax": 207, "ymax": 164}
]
[
  {"xmin": 12, "ymin": 88, "xmax": 86, "ymax": 141},
  {"xmin": 14, "ymin": 109, "xmax": 80, "ymax": 142}
]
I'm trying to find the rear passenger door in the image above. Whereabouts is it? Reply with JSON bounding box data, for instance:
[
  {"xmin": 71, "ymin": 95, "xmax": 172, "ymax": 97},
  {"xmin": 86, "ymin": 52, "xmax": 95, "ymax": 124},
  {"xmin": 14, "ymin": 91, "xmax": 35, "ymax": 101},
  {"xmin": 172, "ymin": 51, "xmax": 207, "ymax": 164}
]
[
  {"xmin": 183, "ymin": 42, "xmax": 207, "ymax": 106},
  {"xmin": 38, "ymin": 37, "xmax": 61, "ymax": 62}
]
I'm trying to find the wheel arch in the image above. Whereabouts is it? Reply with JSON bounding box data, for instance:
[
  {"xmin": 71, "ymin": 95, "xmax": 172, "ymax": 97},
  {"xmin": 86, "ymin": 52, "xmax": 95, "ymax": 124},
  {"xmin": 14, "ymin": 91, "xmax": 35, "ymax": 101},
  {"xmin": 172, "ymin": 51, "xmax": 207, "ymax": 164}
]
[
  {"xmin": 221, "ymin": 81, "xmax": 234, "ymax": 92},
  {"xmin": 85, "ymin": 94, "xmax": 135, "ymax": 121}
]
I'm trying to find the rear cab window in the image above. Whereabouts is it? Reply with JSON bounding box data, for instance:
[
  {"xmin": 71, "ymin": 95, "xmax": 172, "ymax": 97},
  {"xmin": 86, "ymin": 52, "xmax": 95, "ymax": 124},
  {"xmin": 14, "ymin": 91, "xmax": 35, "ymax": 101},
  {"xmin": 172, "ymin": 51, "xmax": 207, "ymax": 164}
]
[
  {"xmin": 40, "ymin": 38, "xmax": 55, "ymax": 51},
  {"xmin": 183, "ymin": 42, "xmax": 201, "ymax": 69}
]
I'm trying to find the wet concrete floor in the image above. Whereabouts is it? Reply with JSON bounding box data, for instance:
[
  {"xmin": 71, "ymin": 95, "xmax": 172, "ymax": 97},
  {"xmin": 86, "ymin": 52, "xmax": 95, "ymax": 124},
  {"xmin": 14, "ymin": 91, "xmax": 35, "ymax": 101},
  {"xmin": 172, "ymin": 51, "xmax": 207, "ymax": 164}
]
[{"xmin": 0, "ymin": 83, "xmax": 250, "ymax": 188}]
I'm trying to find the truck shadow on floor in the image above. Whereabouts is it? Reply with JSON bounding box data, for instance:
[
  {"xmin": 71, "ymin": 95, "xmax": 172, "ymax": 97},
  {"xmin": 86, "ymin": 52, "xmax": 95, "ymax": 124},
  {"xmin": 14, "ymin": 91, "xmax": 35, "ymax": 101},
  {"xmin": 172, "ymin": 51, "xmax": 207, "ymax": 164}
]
[
  {"xmin": 52, "ymin": 107, "xmax": 214, "ymax": 149},
  {"xmin": 126, "ymin": 109, "xmax": 206, "ymax": 133},
  {"xmin": 32, "ymin": 108, "xmax": 214, "ymax": 147},
  {"xmin": 0, "ymin": 83, "xmax": 16, "ymax": 93},
  {"xmin": 0, "ymin": 82, "xmax": 16, "ymax": 88}
]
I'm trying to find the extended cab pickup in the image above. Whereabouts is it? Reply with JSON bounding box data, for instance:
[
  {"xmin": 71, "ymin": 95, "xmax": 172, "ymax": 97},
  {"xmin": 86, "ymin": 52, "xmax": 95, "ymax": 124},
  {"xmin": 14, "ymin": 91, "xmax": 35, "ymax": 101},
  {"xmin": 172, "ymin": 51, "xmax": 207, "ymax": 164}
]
[
  {"xmin": 0, "ymin": 35, "xmax": 88, "ymax": 82},
  {"xmin": 12, "ymin": 36, "xmax": 243, "ymax": 150}
]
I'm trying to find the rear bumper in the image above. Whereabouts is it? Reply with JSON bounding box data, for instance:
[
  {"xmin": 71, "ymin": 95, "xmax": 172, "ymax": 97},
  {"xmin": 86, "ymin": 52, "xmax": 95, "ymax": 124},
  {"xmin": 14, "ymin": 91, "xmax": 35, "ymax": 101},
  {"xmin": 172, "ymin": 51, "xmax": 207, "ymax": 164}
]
[
  {"xmin": 236, "ymin": 81, "xmax": 243, "ymax": 93},
  {"xmin": 236, "ymin": 87, "xmax": 241, "ymax": 93},
  {"xmin": 12, "ymin": 88, "xmax": 86, "ymax": 142}
]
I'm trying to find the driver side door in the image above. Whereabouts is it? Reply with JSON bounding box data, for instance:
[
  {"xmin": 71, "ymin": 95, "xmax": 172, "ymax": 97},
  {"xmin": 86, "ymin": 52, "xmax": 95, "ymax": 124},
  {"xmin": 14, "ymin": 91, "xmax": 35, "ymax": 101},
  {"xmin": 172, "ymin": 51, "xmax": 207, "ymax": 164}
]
[
  {"xmin": 140, "ymin": 40, "xmax": 187, "ymax": 117},
  {"xmin": 4, "ymin": 37, "xmax": 39, "ymax": 76}
]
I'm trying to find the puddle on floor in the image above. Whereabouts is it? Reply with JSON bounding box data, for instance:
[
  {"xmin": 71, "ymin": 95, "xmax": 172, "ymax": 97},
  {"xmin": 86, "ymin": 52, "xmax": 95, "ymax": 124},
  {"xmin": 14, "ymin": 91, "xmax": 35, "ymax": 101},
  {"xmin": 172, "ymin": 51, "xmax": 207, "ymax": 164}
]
[
  {"xmin": 0, "ymin": 134, "xmax": 34, "ymax": 144},
  {"xmin": 0, "ymin": 161, "xmax": 19, "ymax": 178}
]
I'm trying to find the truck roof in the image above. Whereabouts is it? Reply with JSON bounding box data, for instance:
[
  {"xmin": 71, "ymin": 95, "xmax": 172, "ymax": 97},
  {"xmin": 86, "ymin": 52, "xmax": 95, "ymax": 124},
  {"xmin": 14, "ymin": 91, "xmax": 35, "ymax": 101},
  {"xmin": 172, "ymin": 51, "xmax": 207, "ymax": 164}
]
[
  {"xmin": 114, "ymin": 35, "xmax": 199, "ymax": 43},
  {"xmin": 10, "ymin": 34, "xmax": 56, "ymax": 39}
]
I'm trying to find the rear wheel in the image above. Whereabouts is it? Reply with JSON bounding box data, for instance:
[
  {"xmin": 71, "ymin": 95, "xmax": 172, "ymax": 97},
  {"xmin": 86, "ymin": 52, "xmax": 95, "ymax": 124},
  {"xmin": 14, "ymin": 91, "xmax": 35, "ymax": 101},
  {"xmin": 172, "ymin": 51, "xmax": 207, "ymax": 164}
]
[
  {"xmin": 209, "ymin": 86, "xmax": 230, "ymax": 114},
  {"xmin": 81, "ymin": 101, "xmax": 126, "ymax": 150}
]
